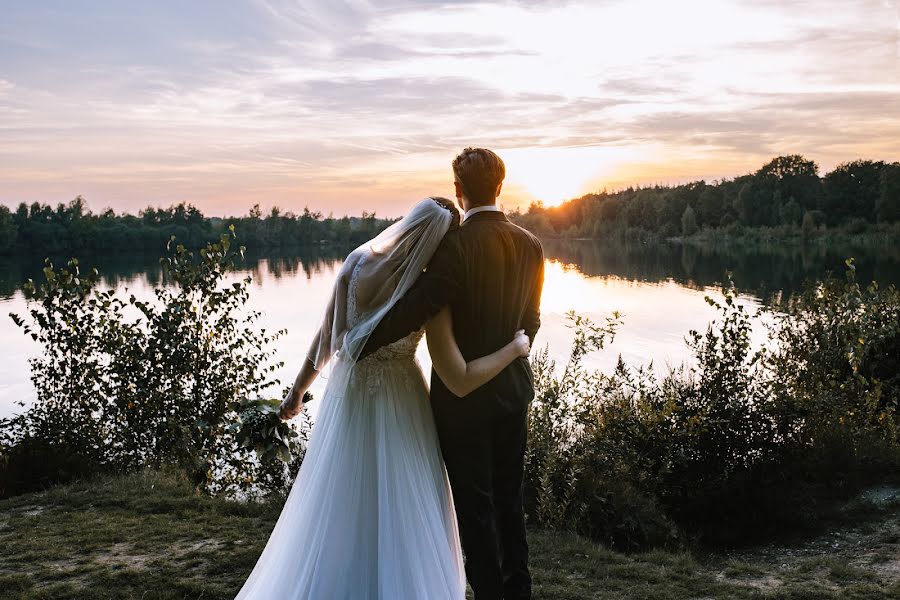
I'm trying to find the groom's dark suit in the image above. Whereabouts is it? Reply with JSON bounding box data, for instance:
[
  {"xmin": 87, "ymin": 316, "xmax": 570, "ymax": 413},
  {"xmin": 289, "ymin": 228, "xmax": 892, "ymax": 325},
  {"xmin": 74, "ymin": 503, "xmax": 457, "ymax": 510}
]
[{"xmin": 362, "ymin": 209, "xmax": 544, "ymax": 600}]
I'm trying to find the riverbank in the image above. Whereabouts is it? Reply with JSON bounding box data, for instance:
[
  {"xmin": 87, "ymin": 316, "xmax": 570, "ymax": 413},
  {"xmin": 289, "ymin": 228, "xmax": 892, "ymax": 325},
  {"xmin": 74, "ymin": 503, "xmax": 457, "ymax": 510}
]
[{"xmin": 1, "ymin": 471, "xmax": 897, "ymax": 599}]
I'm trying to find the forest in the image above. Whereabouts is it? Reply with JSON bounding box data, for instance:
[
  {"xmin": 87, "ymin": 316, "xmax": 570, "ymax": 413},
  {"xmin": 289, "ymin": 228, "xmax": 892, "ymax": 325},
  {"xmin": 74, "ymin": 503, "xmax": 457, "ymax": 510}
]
[
  {"xmin": 510, "ymin": 155, "xmax": 900, "ymax": 239},
  {"xmin": 0, "ymin": 199, "xmax": 395, "ymax": 255},
  {"xmin": 1, "ymin": 155, "xmax": 899, "ymax": 256}
]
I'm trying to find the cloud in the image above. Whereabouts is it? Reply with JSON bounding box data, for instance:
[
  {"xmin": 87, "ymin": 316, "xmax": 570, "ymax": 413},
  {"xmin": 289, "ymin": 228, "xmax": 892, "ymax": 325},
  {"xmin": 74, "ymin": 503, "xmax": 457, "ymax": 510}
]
[{"xmin": 0, "ymin": 0, "xmax": 898, "ymax": 214}]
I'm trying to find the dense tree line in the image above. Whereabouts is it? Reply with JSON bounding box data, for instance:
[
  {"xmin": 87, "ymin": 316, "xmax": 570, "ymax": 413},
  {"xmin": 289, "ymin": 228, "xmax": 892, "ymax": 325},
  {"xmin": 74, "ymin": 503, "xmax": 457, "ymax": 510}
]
[
  {"xmin": 0, "ymin": 197, "xmax": 395, "ymax": 255},
  {"xmin": 3, "ymin": 155, "xmax": 898, "ymax": 255},
  {"xmin": 510, "ymin": 156, "xmax": 900, "ymax": 239}
]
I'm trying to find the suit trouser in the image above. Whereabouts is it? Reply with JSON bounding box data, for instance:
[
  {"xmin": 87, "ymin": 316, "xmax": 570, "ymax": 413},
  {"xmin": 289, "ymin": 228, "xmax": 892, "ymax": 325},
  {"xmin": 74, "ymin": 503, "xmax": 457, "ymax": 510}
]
[{"xmin": 432, "ymin": 392, "xmax": 531, "ymax": 600}]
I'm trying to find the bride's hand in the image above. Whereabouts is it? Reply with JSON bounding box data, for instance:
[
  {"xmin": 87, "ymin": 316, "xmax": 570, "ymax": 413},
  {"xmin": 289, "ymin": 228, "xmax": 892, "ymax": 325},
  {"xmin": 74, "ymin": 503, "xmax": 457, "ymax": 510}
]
[
  {"xmin": 278, "ymin": 387, "xmax": 305, "ymax": 420},
  {"xmin": 511, "ymin": 329, "xmax": 530, "ymax": 357}
]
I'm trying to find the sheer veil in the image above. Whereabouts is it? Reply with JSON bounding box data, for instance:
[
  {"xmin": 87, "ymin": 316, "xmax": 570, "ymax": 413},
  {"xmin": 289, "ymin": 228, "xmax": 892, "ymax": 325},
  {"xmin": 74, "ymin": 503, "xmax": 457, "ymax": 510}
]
[{"xmin": 306, "ymin": 196, "xmax": 454, "ymax": 390}]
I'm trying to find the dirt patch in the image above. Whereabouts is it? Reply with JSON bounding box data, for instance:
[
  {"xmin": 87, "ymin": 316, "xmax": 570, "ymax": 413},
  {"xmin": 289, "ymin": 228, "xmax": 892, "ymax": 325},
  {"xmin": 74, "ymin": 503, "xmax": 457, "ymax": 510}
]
[
  {"xmin": 92, "ymin": 542, "xmax": 156, "ymax": 571},
  {"xmin": 716, "ymin": 571, "xmax": 782, "ymax": 591},
  {"xmin": 711, "ymin": 485, "xmax": 900, "ymax": 592},
  {"xmin": 13, "ymin": 504, "xmax": 46, "ymax": 517},
  {"xmin": 176, "ymin": 539, "xmax": 226, "ymax": 554},
  {"xmin": 858, "ymin": 555, "xmax": 900, "ymax": 581},
  {"xmin": 90, "ymin": 538, "xmax": 227, "ymax": 571}
]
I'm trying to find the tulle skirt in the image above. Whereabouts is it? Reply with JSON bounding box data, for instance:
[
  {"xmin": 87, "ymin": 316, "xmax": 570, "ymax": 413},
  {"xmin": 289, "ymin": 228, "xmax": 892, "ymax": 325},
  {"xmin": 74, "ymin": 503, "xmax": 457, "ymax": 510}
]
[{"xmin": 235, "ymin": 355, "xmax": 466, "ymax": 599}]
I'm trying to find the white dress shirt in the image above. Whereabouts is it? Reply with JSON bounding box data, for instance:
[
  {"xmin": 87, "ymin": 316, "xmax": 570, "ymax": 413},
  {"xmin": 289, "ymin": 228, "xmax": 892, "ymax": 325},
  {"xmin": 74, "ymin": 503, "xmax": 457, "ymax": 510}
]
[{"xmin": 463, "ymin": 204, "xmax": 503, "ymax": 222}]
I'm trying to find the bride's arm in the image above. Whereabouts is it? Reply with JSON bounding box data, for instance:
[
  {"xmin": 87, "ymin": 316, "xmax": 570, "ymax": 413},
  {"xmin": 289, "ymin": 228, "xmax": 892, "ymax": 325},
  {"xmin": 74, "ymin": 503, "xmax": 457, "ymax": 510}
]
[
  {"xmin": 426, "ymin": 306, "xmax": 530, "ymax": 398},
  {"xmin": 278, "ymin": 357, "xmax": 319, "ymax": 420},
  {"xmin": 279, "ymin": 253, "xmax": 356, "ymax": 420}
]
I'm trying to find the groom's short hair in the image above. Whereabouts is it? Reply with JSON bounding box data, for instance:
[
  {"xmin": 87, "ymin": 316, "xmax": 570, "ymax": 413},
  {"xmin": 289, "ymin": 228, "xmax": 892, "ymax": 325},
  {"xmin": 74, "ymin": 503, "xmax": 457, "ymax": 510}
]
[{"xmin": 452, "ymin": 147, "xmax": 505, "ymax": 206}]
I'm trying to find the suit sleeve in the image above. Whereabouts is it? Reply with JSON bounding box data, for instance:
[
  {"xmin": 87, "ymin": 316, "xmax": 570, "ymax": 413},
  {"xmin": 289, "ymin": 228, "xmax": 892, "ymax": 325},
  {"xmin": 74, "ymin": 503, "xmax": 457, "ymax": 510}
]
[
  {"xmin": 522, "ymin": 241, "xmax": 544, "ymax": 344},
  {"xmin": 360, "ymin": 236, "xmax": 464, "ymax": 358}
]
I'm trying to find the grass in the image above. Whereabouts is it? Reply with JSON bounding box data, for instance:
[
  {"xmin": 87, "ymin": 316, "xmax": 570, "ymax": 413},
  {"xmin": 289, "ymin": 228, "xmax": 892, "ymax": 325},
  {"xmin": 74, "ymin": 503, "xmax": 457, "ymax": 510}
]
[{"xmin": 0, "ymin": 471, "xmax": 897, "ymax": 599}]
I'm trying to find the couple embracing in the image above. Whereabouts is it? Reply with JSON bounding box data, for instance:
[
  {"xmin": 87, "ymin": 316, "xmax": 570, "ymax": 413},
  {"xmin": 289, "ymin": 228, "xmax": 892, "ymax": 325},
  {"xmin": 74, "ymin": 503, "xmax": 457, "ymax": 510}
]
[{"xmin": 236, "ymin": 148, "xmax": 545, "ymax": 600}]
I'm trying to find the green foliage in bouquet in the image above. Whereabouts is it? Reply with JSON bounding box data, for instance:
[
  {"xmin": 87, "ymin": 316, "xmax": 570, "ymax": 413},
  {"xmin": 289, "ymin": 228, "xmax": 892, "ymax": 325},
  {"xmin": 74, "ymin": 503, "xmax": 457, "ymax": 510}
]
[{"xmin": 235, "ymin": 393, "xmax": 312, "ymax": 464}]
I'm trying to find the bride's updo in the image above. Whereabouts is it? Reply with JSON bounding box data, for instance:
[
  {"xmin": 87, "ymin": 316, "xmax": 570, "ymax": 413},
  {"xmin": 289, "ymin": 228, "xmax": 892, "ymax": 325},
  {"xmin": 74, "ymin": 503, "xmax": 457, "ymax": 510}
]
[{"xmin": 430, "ymin": 196, "xmax": 461, "ymax": 230}]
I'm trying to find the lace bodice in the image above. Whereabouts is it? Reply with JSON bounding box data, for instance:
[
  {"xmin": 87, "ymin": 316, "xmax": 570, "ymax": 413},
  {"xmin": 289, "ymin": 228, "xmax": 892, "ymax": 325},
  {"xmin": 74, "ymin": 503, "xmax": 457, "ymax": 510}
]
[{"xmin": 347, "ymin": 252, "xmax": 424, "ymax": 363}]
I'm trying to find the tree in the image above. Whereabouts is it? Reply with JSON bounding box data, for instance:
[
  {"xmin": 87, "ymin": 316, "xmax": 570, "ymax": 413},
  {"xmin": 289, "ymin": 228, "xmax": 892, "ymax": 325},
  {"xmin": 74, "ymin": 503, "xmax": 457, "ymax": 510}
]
[
  {"xmin": 770, "ymin": 189, "xmax": 784, "ymax": 226},
  {"xmin": 697, "ymin": 186, "xmax": 724, "ymax": 228},
  {"xmin": 877, "ymin": 162, "xmax": 900, "ymax": 223},
  {"xmin": 66, "ymin": 196, "xmax": 88, "ymax": 222},
  {"xmin": 140, "ymin": 206, "xmax": 159, "ymax": 225},
  {"xmin": 658, "ymin": 183, "xmax": 698, "ymax": 232},
  {"xmin": 756, "ymin": 155, "xmax": 822, "ymax": 212},
  {"xmin": 778, "ymin": 197, "xmax": 803, "ymax": 226},
  {"xmin": 623, "ymin": 189, "xmax": 661, "ymax": 231},
  {"xmin": 681, "ymin": 204, "xmax": 698, "ymax": 236},
  {"xmin": 801, "ymin": 210, "xmax": 817, "ymax": 239},
  {"xmin": 0, "ymin": 205, "xmax": 18, "ymax": 253},
  {"xmin": 737, "ymin": 180, "xmax": 768, "ymax": 226},
  {"xmin": 822, "ymin": 160, "xmax": 884, "ymax": 224}
]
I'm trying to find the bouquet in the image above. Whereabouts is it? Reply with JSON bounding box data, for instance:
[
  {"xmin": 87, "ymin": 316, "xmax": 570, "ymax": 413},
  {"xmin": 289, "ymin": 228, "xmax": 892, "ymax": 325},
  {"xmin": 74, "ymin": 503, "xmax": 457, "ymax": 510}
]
[{"xmin": 234, "ymin": 393, "xmax": 312, "ymax": 463}]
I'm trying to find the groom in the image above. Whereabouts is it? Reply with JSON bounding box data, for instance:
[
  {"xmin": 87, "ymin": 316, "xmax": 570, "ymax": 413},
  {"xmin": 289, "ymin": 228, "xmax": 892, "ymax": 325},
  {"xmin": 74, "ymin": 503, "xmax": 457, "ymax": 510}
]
[{"xmin": 362, "ymin": 147, "xmax": 544, "ymax": 600}]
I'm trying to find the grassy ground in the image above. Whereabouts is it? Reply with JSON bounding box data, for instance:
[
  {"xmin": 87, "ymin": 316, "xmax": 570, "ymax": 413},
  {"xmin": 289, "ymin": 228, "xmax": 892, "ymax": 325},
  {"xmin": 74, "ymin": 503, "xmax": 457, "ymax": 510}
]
[{"xmin": 1, "ymin": 471, "xmax": 897, "ymax": 599}]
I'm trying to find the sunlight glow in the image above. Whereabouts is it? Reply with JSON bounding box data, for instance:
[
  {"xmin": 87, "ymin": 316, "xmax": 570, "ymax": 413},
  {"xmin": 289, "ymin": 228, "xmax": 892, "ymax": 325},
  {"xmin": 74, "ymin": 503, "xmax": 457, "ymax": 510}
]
[{"xmin": 503, "ymin": 145, "xmax": 652, "ymax": 206}]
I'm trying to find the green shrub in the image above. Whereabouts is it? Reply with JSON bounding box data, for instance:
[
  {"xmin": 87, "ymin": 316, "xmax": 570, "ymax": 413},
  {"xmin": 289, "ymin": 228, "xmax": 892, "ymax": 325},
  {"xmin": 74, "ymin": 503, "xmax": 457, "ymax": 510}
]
[
  {"xmin": 2, "ymin": 228, "xmax": 307, "ymax": 498},
  {"xmin": 524, "ymin": 263, "xmax": 900, "ymax": 549},
  {"xmin": 524, "ymin": 311, "xmax": 681, "ymax": 550},
  {"xmin": 764, "ymin": 259, "xmax": 899, "ymax": 473}
]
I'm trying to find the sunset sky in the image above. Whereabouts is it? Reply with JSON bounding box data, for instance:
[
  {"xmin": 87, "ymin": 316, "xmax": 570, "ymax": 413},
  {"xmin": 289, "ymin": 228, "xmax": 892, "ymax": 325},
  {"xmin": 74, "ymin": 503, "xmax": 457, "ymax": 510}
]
[{"xmin": 1, "ymin": 0, "xmax": 898, "ymax": 217}]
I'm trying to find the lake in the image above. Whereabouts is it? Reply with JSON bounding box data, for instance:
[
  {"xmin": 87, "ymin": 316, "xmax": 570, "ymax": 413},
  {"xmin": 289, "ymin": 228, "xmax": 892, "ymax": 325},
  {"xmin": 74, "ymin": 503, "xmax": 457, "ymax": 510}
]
[{"xmin": 2, "ymin": 238, "xmax": 898, "ymax": 420}]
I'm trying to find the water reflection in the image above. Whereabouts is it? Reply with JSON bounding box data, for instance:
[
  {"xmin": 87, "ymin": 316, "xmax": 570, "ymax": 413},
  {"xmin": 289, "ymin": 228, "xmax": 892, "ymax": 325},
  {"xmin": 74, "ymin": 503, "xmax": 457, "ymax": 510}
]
[
  {"xmin": 1, "ymin": 239, "xmax": 897, "ymax": 420},
  {"xmin": 2, "ymin": 239, "xmax": 896, "ymax": 304},
  {"xmin": 541, "ymin": 238, "xmax": 900, "ymax": 302},
  {"xmin": 0, "ymin": 248, "xmax": 354, "ymax": 301}
]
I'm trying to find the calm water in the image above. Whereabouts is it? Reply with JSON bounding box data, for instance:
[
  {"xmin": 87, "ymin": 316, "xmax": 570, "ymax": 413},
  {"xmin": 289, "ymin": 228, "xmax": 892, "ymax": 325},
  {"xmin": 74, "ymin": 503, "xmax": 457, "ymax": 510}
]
[{"xmin": 2, "ymin": 239, "xmax": 898, "ymax": 420}]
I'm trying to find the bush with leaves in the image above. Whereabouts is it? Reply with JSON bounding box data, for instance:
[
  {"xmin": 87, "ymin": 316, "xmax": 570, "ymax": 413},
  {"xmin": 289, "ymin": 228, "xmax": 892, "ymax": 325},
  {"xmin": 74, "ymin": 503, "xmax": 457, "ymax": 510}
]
[
  {"xmin": 2, "ymin": 228, "xmax": 308, "ymax": 498},
  {"xmin": 523, "ymin": 311, "xmax": 681, "ymax": 550},
  {"xmin": 763, "ymin": 259, "xmax": 899, "ymax": 475},
  {"xmin": 524, "ymin": 263, "xmax": 899, "ymax": 549}
]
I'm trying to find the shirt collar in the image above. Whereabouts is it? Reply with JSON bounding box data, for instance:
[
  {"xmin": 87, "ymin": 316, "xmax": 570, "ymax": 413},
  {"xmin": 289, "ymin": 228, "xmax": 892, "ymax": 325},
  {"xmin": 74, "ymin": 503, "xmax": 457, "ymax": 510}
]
[{"xmin": 463, "ymin": 204, "xmax": 502, "ymax": 222}]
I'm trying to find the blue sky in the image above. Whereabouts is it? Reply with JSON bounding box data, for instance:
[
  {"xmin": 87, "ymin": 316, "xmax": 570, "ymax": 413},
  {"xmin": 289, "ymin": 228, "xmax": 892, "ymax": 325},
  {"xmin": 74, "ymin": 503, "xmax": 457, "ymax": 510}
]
[{"xmin": 1, "ymin": 0, "xmax": 898, "ymax": 216}]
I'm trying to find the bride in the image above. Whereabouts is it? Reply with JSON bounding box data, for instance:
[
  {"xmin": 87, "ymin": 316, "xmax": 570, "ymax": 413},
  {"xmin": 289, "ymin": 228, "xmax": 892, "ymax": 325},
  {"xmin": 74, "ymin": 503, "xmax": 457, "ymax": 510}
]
[{"xmin": 235, "ymin": 197, "xmax": 530, "ymax": 599}]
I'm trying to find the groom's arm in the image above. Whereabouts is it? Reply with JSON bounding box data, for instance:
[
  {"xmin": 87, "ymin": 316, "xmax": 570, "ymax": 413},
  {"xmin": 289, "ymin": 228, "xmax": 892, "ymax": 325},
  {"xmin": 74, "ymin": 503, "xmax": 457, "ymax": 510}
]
[{"xmin": 360, "ymin": 235, "xmax": 464, "ymax": 359}]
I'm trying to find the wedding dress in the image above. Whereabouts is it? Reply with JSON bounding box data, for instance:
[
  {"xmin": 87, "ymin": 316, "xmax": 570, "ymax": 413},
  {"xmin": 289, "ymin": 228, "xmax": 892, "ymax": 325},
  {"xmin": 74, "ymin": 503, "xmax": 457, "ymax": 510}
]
[{"xmin": 236, "ymin": 200, "xmax": 466, "ymax": 599}]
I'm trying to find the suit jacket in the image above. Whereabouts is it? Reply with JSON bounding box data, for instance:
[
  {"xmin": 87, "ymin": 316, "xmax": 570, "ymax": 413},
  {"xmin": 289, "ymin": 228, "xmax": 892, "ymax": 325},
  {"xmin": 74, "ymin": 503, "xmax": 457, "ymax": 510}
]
[{"xmin": 362, "ymin": 210, "xmax": 545, "ymax": 411}]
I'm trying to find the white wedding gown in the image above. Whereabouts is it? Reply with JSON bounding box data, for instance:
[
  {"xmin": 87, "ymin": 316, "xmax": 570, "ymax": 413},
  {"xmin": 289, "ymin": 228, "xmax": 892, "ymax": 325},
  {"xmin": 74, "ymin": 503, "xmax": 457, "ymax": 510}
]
[{"xmin": 235, "ymin": 256, "xmax": 466, "ymax": 599}]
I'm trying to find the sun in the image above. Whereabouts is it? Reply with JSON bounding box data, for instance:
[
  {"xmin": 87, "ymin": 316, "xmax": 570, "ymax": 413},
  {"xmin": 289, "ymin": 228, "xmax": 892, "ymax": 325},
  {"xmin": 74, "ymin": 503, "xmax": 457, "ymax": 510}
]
[{"xmin": 502, "ymin": 146, "xmax": 621, "ymax": 207}]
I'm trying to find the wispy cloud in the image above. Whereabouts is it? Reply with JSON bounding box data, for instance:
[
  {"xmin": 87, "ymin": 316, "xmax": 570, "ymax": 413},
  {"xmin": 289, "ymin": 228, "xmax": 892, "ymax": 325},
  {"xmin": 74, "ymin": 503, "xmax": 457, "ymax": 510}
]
[{"xmin": 0, "ymin": 0, "xmax": 897, "ymax": 214}]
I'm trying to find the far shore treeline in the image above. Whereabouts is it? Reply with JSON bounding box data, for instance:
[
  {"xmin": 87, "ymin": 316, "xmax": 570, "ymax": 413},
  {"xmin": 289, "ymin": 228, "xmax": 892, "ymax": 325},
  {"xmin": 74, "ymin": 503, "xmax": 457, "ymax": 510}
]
[
  {"xmin": 514, "ymin": 155, "xmax": 900, "ymax": 240},
  {"xmin": 0, "ymin": 202, "xmax": 397, "ymax": 255},
  {"xmin": 1, "ymin": 155, "xmax": 899, "ymax": 256}
]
